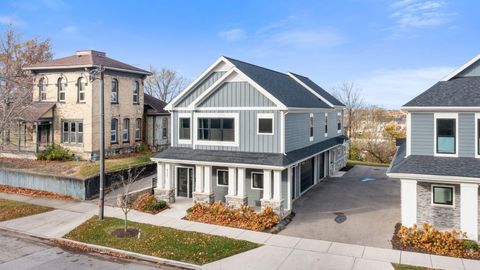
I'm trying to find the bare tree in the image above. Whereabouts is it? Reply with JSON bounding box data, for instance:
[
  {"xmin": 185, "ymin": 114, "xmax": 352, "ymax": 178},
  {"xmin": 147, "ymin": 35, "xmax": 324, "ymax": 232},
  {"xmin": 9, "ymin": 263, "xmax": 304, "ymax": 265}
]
[
  {"xmin": 143, "ymin": 67, "xmax": 189, "ymax": 102},
  {"xmin": 0, "ymin": 25, "xmax": 52, "ymax": 147},
  {"xmin": 116, "ymin": 167, "xmax": 145, "ymax": 232},
  {"xmin": 332, "ymin": 82, "xmax": 364, "ymax": 139}
]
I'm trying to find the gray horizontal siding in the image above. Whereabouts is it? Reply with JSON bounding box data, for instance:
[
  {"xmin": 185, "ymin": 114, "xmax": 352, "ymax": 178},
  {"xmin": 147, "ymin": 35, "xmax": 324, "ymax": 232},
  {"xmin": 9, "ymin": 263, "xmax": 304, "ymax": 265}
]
[
  {"xmin": 458, "ymin": 60, "xmax": 480, "ymax": 77},
  {"xmin": 199, "ymin": 82, "xmax": 275, "ymax": 107},
  {"xmin": 459, "ymin": 113, "xmax": 475, "ymax": 158},
  {"xmin": 176, "ymin": 72, "xmax": 225, "ymax": 107},
  {"xmin": 411, "ymin": 113, "xmax": 434, "ymax": 156},
  {"xmin": 285, "ymin": 108, "xmax": 343, "ymax": 152}
]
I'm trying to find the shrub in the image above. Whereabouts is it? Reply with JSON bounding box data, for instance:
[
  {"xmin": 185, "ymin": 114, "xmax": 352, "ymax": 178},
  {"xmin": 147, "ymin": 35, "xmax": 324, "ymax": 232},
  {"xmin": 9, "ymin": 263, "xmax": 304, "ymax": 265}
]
[
  {"xmin": 132, "ymin": 193, "xmax": 167, "ymax": 213},
  {"xmin": 185, "ymin": 202, "xmax": 280, "ymax": 231},
  {"xmin": 136, "ymin": 143, "xmax": 149, "ymax": 153},
  {"xmin": 397, "ymin": 223, "xmax": 466, "ymax": 257},
  {"xmin": 36, "ymin": 145, "xmax": 73, "ymax": 161},
  {"xmin": 145, "ymin": 200, "xmax": 167, "ymax": 212},
  {"xmin": 462, "ymin": 239, "xmax": 479, "ymax": 252}
]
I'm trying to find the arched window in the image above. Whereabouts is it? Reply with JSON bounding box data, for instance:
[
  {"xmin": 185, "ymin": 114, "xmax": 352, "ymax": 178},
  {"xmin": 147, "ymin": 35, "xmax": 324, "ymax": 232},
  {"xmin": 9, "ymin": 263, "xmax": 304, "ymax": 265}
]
[
  {"xmin": 57, "ymin": 77, "xmax": 65, "ymax": 102},
  {"xmin": 38, "ymin": 78, "xmax": 47, "ymax": 101},
  {"xmin": 77, "ymin": 77, "xmax": 86, "ymax": 103},
  {"xmin": 133, "ymin": 81, "xmax": 139, "ymax": 103},
  {"xmin": 111, "ymin": 79, "xmax": 118, "ymax": 103}
]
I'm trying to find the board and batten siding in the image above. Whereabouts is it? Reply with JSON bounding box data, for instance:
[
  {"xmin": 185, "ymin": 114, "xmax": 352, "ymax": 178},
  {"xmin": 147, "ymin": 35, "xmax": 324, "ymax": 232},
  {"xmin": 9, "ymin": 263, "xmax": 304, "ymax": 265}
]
[
  {"xmin": 198, "ymin": 82, "xmax": 275, "ymax": 107},
  {"xmin": 285, "ymin": 109, "xmax": 343, "ymax": 152},
  {"xmin": 459, "ymin": 113, "xmax": 475, "ymax": 158},
  {"xmin": 457, "ymin": 60, "xmax": 480, "ymax": 77},
  {"xmin": 176, "ymin": 71, "xmax": 225, "ymax": 107},
  {"xmin": 410, "ymin": 113, "xmax": 434, "ymax": 156}
]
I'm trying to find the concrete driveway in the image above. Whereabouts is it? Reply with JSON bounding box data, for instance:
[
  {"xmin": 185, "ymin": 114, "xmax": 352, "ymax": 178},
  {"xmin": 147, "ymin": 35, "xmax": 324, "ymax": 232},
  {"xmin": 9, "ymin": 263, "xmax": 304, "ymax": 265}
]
[{"xmin": 280, "ymin": 165, "xmax": 400, "ymax": 249}]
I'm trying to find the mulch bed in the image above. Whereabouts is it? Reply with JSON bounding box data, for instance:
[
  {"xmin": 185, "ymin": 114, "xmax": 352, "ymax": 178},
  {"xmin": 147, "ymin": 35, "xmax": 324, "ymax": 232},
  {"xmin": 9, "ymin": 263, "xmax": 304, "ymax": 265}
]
[
  {"xmin": 0, "ymin": 185, "xmax": 74, "ymax": 201},
  {"xmin": 112, "ymin": 228, "xmax": 140, "ymax": 238}
]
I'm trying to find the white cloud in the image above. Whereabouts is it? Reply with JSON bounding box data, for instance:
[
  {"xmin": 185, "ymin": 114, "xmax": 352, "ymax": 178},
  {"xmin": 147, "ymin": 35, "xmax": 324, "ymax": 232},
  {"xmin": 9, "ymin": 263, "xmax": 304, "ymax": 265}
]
[
  {"xmin": 356, "ymin": 66, "xmax": 454, "ymax": 108},
  {"xmin": 62, "ymin": 25, "xmax": 78, "ymax": 33},
  {"xmin": 390, "ymin": 0, "xmax": 454, "ymax": 34},
  {"xmin": 0, "ymin": 15, "xmax": 23, "ymax": 26},
  {"xmin": 218, "ymin": 28, "xmax": 246, "ymax": 42},
  {"xmin": 265, "ymin": 29, "xmax": 345, "ymax": 50}
]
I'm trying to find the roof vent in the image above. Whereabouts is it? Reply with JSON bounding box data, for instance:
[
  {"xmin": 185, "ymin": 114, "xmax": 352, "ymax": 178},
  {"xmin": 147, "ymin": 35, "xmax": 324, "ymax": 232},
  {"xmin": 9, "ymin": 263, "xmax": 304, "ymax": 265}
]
[{"xmin": 76, "ymin": 50, "xmax": 106, "ymax": 57}]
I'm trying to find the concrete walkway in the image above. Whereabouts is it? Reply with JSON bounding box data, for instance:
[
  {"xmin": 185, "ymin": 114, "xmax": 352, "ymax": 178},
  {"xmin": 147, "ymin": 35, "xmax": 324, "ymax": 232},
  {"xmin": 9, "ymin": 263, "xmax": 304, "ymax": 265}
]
[{"xmin": 0, "ymin": 192, "xmax": 478, "ymax": 270}]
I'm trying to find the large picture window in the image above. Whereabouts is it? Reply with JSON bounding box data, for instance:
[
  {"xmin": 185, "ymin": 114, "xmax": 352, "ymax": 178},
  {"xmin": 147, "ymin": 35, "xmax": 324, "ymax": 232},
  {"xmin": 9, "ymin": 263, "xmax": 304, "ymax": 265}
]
[
  {"xmin": 62, "ymin": 120, "xmax": 83, "ymax": 144},
  {"xmin": 432, "ymin": 185, "xmax": 454, "ymax": 206},
  {"xmin": 197, "ymin": 118, "xmax": 234, "ymax": 142},
  {"xmin": 179, "ymin": 118, "xmax": 190, "ymax": 140},
  {"xmin": 436, "ymin": 118, "xmax": 456, "ymax": 154}
]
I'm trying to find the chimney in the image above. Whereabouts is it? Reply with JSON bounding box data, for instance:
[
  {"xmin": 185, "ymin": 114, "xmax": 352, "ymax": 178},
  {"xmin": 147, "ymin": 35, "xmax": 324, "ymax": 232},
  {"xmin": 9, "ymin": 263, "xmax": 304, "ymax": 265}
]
[{"xmin": 76, "ymin": 50, "xmax": 106, "ymax": 57}]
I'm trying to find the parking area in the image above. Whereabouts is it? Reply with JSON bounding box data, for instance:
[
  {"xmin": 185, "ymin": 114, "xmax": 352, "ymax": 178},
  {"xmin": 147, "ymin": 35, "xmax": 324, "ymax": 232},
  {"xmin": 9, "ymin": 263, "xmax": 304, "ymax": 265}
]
[{"xmin": 280, "ymin": 165, "xmax": 400, "ymax": 249}]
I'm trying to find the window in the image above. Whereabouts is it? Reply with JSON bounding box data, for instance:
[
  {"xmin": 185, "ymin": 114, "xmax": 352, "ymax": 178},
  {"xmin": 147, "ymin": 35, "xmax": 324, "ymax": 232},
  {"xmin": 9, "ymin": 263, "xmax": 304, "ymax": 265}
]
[
  {"xmin": 197, "ymin": 118, "xmax": 234, "ymax": 141},
  {"xmin": 436, "ymin": 118, "xmax": 456, "ymax": 154},
  {"xmin": 179, "ymin": 118, "xmax": 190, "ymax": 140},
  {"xmin": 77, "ymin": 77, "xmax": 86, "ymax": 103},
  {"xmin": 217, "ymin": 169, "xmax": 228, "ymax": 186},
  {"xmin": 62, "ymin": 120, "xmax": 83, "ymax": 144},
  {"xmin": 478, "ymin": 119, "xmax": 480, "ymax": 156},
  {"xmin": 162, "ymin": 117, "xmax": 168, "ymax": 139},
  {"xmin": 251, "ymin": 172, "xmax": 264, "ymax": 190},
  {"xmin": 122, "ymin": 118, "xmax": 130, "ymax": 142},
  {"xmin": 111, "ymin": 79, "xmax": 118, "ymax": 103},
  {"xmin": 111, "ymin": 118, "xmax": 118, "ymax": 143},
  {"xmin": 57, "ymin": 78, "xmax": 65, "ymax": 102},
  {"xmin": 337, "ymin": 112, "xmax": 342, "ymax": 133},
  {"xmin": 324, "ymin": 113, "xmax": 328, "ymax": 135},
  {"xmin": 38, "ymin": 78, "xmax": 47, "ymax": 101},
  {"xmin": 135, "ymin": 118, "xmax": 141, "ymax": 141},
  {"xmin": 309, "ymin": 114, "xmax": 314, "ymax": 140},
  {"xmin": 257, "ymin": 113, "xmax": 274, "ymax": 135},
  {"xmin": 133, "ymin": 81, "xmax": 140, "ymax": 103},
  {"xmin": 432, "ymin": 185, "xmax": 454, "ymax": 206}
]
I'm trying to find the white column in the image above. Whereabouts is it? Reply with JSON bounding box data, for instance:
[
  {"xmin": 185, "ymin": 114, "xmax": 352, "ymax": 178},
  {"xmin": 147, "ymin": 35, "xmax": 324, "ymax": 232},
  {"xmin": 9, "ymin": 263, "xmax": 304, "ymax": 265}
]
[
  {"xmin": 461, "ymin": 183, "xmax": 478, "ymax": 241},
  {"xmin": 228, "ymin": 167, "xmax": 237, "ymax": 196},
  {"xmin": 204, "ymin": 166, "xmax": 212, "ymax": 193},
  {"xmin": 313, "ymin": 156, "xmax": 318, "ymax": 184},
  {"xmin": 401, "ymin": 179, "xmax": 417, "ymax": 227},
  {"xmin": 273, "ymin": 170, "xmax": 282, "ymax": 201},
  {"xmin": 263, "ymin": 169, "xmax": 272, "ymax": 200},
  {"xmin": 157, "ymin": 162, "xmax": 165, "ymax": 189},
  {"xmin": 237, "ymin": 168, "xmax": 246, "ymax": 197},
  {"xmin": 195, "ymin": 165, "xmax": 204, "ymax": 193},
  {"xmin": 164, "ymin": 163, "xmax": 172, "ymax": 189}
]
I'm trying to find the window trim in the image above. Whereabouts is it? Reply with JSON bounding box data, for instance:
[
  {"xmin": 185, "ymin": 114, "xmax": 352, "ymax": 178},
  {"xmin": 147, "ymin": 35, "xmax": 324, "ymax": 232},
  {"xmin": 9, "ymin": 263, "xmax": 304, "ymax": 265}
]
[
  {"xmin": 193, "ymin": 112, "xmax": 239, "ymax": 147},
  {"xmin": 133, "ymin": 81, "xmax": 140, "ymax": 104},
  {"xmin": 77, "ymin": 77, "xmax": 86, "ymax": 103},
  {"xmin": 122, "ymin": 118, "xmax": 130, "ymax": 143},
  {"xmin": 309, "ymin": 113, "xmax": 314, "ymax": 142},
  {"xmin": 475, "ymin": 113, "xmax": 480, "ymax": 158},
  {"xmin": 431, "ymin": 184, "xmax": 455, "ymax": 207},
  {"xmin": 38, "ymin": 77, "xmax": 47, "ymax": 101},
  {"xmin": 111, "ymin": 78, "xmax": 119, "ymax": 104},
  {"xmin": 61, "ymin": 120, "xmax": 83, "ymax": 145},
  {"xmin": 257, "ymin": 113, "xmax": 274, "ymax": 135},
  {"xmin": 178, "ymin": 113, "xmax": 192, "ymax": 144},
  {"xmin": 251, "ymin": 172, "xmax": 264, "ymax": 190},
  {"xmin": 111, "ymin": 118, "xmax": 118, "ymax": 144},
  {"xmin": 433, "ymin": 113, "xmax": 458, "ymax": 157},
  {"xmin": 135, "ymin": 118, "xmax": 142, "ymax": 141},
  {"xmin": 216, "ymin": 169, "xmax": 229, "ymax": 187},
  {"xmin": 57, "ymin": 77, "xmax": 66, "ymax": 102}
]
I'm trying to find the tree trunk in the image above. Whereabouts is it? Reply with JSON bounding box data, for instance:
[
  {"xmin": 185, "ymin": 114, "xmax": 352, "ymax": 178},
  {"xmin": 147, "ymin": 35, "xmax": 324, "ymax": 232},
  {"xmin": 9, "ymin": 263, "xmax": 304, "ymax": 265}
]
[{"xmin": 124, "ymin": 212, "xmax": 128, "ymax": 232}]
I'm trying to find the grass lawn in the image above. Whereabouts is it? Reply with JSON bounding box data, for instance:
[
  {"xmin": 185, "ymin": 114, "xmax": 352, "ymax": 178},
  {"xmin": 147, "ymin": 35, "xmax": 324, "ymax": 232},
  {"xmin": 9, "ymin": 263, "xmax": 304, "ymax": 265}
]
[
  {"xmin": 347, "ymin": 160, "xmax": 390, "ymax": 168},
  {"xmin": 0, "ymin": 199, "xmax": 53, "ymax": 222},
  {"xmin": 64, "ymin": 217, "xmax": 260, "ymax": 265},
  {"xmin": 392, "ymin": 263, "xmax": 438, "ymax": 270},
  {"xmin": 78, "ymin": 154, "xmax": 153, "ymax": 178}
]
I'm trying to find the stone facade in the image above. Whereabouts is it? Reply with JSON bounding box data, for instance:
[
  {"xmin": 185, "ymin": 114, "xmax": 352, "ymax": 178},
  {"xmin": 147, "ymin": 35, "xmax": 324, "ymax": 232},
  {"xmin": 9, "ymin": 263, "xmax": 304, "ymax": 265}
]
[
  {"xmin": 193, "ymin": 192, "xmax": 215, "ymax": 204},
  {"xmin": 416, "ymin": 182, "xmax": 461, "ymax": 230},
  {"xmin": 225, "ymin": 195, "xmax": 248, "ymax": 208},
  {"xmin": 261, "ymin": 199, "xmax": 284, "ymax": 217},
  {"xmin": 154, "ymin": 188, "xmax": 175, "ymax": 203}
]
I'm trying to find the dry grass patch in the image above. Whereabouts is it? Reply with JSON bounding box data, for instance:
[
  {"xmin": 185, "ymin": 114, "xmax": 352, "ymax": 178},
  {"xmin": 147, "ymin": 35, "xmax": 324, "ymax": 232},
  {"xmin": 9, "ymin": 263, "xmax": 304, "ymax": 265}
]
[
  {"xmin": 0, "ymin": 185, "xmax": 74, "ymax": 200},
  {"xmin": 0, "ymin": 199, "xmax": 53, "ymax": 221}
]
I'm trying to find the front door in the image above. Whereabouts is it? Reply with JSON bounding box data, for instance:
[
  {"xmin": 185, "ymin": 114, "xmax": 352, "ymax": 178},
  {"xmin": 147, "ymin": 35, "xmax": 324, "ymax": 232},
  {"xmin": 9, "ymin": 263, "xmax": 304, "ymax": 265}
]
[
  {"xmin": 177, "ymin": 167, "xmax": 193, "ymax": 198},
  {"xmin": 38, "ymin": 124, "xmax": 50, "ymax": 144}
]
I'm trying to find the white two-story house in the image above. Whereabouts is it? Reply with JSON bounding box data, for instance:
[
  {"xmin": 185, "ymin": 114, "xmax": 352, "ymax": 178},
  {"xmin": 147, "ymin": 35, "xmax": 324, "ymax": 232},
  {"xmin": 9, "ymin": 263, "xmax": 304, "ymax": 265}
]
[
  {"xmin": 152, "ymin": 56, "xmax": 347, "ymax": 216},
  {"xmin": 388, "ymin": 54, "xmax": 480, "ymax": 241}
]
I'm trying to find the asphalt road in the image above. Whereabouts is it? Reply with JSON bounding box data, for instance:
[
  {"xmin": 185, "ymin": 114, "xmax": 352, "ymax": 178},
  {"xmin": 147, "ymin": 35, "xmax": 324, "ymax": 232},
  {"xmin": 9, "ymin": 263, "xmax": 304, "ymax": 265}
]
[
  {"xmin": 0, "ymin": 230, "xmax": 174, "ymax": 270},
  {"xmin": 280, "ymin": 165, "xmax": 401, "ymax": 249}
]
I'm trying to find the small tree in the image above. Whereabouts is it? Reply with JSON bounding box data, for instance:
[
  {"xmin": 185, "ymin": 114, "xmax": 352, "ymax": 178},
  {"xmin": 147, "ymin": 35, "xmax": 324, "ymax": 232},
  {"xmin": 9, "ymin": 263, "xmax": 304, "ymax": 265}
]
[
  {"xmin": 332, "ymin": 82, "xmax": 364, "ymax": 139},
  {"xmin": 143, "ymin": 67, "xmax": 189, "ymax": 102},
  {"xmin": 116, "ymin": 166, "xmax": 145, "ymax": 232}
]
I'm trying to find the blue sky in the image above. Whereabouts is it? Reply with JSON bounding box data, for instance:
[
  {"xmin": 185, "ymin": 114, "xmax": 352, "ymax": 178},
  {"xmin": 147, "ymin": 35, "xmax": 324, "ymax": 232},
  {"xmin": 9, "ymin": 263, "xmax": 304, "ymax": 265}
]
[{"xmin": 0, "ymin": 0, "xmax": 478, "ymax": 108}]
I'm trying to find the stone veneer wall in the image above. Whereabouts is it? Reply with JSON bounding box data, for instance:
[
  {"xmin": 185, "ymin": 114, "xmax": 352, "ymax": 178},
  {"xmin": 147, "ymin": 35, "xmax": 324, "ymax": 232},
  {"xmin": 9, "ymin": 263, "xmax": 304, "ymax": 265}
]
[{"xmin": 416, "ymin": 182, "xmax": 460, "ymax": 230}]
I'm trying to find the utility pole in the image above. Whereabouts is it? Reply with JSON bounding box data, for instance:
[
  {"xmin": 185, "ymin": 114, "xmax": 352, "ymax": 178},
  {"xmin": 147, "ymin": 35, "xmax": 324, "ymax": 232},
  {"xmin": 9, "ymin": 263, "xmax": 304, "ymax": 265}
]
[{"xmin": 90, "ymin": 66, "xmax": 106, "ymax": 220}]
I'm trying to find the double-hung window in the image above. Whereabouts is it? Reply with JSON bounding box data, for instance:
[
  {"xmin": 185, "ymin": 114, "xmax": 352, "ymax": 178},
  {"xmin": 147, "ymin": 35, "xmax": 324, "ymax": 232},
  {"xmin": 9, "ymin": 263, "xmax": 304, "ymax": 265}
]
[
  {"xmin": 133, "ymin": 81, "xmax": 140, "ymax": 104},
  {"xmin": 39, "ymin": 78, "xmax": 47, "ymax": 101},
  {"xmin": 123, "ymin": 118, "xmax": 130, "ymax": 142},
  {"xmin": 197, "ymin": 118, "xmax": 234, "ymax": 142},
  {"xmin": 179, "ymin": 118, "xmax": 190, "ymax": 140},
  {"xmin": 62, "ymin": 120, "xmax": 83, "ymax": 144},
  {"xmin": 337, "ymin": 112, "xmax": 342, "ymax": 133},
  {"xmin": 111, "ymin": 79, "xmax": 119, "ymax": 103},
  {"xmin": 309, "ymin": 114, "xmax": 314, "ymax": 141},
  {"xmin": 432, "ymin": 185, "xmax": 454, "ymax": 206},
  {"xmin": 77, "ymin": 77, "xmax": 86, "ymax": 103},
  {"xmin": 324, "ymin": 113, "xmax": 328, "ymax": 136},
  {"xmin": 111, "ymin": 118, "xmax": 118, "ymax": 143},
  {"xmin": 58, "ymin": 78, "xmax": 65, "ymax": 102},
  {"xmin": 162, "ymin": 118, "xmax": 168, "ymax": 139},
  {"xmin": 135, "ymin": 118, "xmax": 141, "ymax": 141},
  {"xmin": 436, "ymin": 118, "xmax": 456, "ymax": 154}
]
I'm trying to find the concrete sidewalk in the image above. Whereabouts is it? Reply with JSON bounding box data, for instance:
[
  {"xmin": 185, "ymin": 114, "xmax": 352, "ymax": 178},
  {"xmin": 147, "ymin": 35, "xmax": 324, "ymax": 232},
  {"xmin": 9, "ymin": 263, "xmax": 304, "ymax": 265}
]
[{"xmin": 0, "ymin": 192, "xmax": 477, "ymax": 270}]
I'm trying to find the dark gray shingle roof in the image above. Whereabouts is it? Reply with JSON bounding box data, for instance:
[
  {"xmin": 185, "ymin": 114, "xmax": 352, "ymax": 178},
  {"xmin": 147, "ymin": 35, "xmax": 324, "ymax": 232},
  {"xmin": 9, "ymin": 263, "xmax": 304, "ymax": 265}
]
[
  {"xmin": 389, "ymin": 141, "xmax": 480, "ymax": 179},
  {"xmin": 403, "ymin": 77, "xmax": 480, "ymax": 107},
  {"xmin": 289, "ymin": 73, "xmax": 345, "ymax": 106},
  {"xmin": 154, "ymin": 136, "xmax": 347, "ymax": 167},
  {"xmin": 225, "ymin": 57, "xmax": 333, "ymax": 108},
  {"xmin": 144, "ymin": 94, "xmax": 168, "ymax": 115}
]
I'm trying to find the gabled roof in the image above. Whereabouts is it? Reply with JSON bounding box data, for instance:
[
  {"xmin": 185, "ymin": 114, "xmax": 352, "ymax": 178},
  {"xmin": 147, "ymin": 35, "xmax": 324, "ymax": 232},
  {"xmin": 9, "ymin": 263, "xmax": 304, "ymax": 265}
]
[
  {"xmin": 224, "ymin": 57, "xmax": 333, "ymax": 109},
  {"xmin": 144, "ymin": 94, "xmax": 169, "ymax": 115},
  {"xmin": 403, "ymin": 77, "xmax": 480, "ymax": 107},
  {"xmin": 18, "ymin": 102, "xmax": 56, "ymax": 122},
  {"xmin": 288, "ymin": 72, "xmax": 345, "ymax": 107},
  {"xmin": 24, "ymin": 50, "xmax": 151, "ymax": 76}
]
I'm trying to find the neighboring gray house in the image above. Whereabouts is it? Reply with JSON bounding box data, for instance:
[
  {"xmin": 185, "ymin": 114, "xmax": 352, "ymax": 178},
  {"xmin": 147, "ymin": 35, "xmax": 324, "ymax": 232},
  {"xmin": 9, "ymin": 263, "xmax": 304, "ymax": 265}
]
[
  {"xmin": 151, "ymin": 56, "xmax": 347, "ymax": 216},
  {"xmin": 144, "ymin": 94, "xmax": 170, "ymax": 151},
  {"xmin": 388, "ymin": 54, "xmax": 480, "ymax": 241}
]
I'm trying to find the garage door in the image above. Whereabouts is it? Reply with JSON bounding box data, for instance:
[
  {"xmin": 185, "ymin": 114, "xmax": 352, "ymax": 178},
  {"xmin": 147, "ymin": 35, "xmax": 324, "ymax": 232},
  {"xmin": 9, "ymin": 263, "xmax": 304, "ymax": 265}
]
[{"xmin": 300, "ymin": 158, "xmax": 314, "ymax": 193}]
